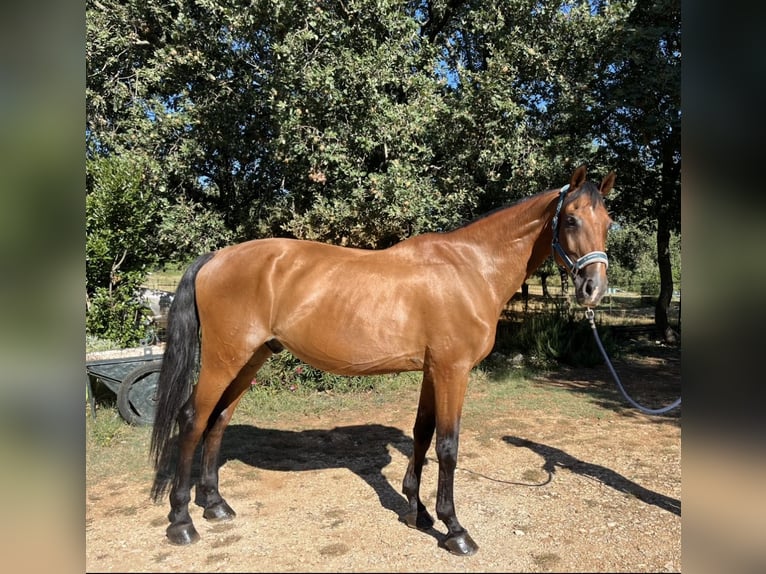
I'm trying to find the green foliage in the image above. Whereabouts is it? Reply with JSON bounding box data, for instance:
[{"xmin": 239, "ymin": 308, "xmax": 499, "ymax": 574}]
[
  {"xmin": 86, "ymin": 152, "xmax": 164, "ymax": 345},
  {"xmin": 86, "ymin": 271, "xmax": 152, "ymax": 347},
  {"xmin": 607, "ymin": 222, "xmax": 681, "ymax": 292},
  {"xmin": 266, "ymin": 1, "xmax": 481, "ymax": 245},
  {"xmin": 86, "ymin": 153, "xmax": 161, "ymax": 286},
  {"xmin": 155, "ymin": 196, "xmax": 234, "ymax": 262},
  {"xmin": 86, "ymin": 0, "xmax": 681, "ymax": 336},
  {"xmin": 494, "ymin": 301, "xmax": 617, "ymax": 369},
  {"xmin": 606, "ymin": 222, "xmax": 654, "ymax": 288},
  {"xmin": 86, "ymin": 0, "xmax": 681, "ymax": 248},
  {"xmin": 254, "ymin": 351, "xmax": 393, "ymax": 394},
  {"xmin": 86, "ymin": 0, "xmax": 682, "ymax": 238}
]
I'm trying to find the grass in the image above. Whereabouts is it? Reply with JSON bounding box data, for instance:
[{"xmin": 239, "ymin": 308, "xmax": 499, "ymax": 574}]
[
  {"xmin": 236, "ymin": 371, "xmax": 423, "ymax": 423},
  {"xmin": 86, "ymin": 333, "xmax": 122, "ymax": 353},
  {"xmin": 467, "ymin": 364, "xmax": 611, "ymax": 420},
  {"xmin": 86, "ymin": 406, "xmax": 155, "ymax": 482}
]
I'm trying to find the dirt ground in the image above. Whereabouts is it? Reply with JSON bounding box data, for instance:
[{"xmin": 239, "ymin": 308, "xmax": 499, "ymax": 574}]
[{"xmin": 86, "ymin": 341, "xmax": 681, "ymax": 573}]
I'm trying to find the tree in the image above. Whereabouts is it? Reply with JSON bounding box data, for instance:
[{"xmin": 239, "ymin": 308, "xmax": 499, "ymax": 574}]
[
  {"xmin": 440, "ymin": 0, "xmax": 681, "ymax": 340},
  {"xmin": 86, "ymin": 0, "xmax": 681, "ymax": 343},
  {"xmin": 87, "ymin": 0, "xmax": 236, "ymax": 344},
  {"xmin": 264, "ymin": 1, "xmax": 476, "ymax": 246},
  {"xmin": 86, "ymin": 0, "xmax": 239, "ymax": 245},
  {"xmin": 591, "ymin": 0, "xmax": 682, "ymax": 342},
  {"xmin": 85, "ymin": 153, "xmax": 162, "ymax": 345}
]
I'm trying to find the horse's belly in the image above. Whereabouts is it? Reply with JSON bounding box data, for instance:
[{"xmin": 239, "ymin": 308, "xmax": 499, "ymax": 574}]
[
  {"xmin": 277, "ymin": 320, "xmax": 426, "ymax": 375},
  {"xmin": 282, "ymin": 337, "xmax": 424, "ymax": 375}
]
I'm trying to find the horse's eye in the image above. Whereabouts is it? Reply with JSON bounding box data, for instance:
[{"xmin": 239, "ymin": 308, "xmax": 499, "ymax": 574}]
[{"xmin": 565, "ymin": 215, "xmax": 579, "ymax": 228}]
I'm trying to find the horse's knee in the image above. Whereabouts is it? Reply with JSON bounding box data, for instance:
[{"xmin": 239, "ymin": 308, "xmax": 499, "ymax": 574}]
[{"xmin": 435, "ymin": 434, "xmax": 459, "ymax": 467}]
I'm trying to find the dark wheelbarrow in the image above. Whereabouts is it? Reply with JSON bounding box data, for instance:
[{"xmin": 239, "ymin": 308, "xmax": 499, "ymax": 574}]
[{"xmin": 86, "ymin": 346, "xmax": 164, "ymax": 425}]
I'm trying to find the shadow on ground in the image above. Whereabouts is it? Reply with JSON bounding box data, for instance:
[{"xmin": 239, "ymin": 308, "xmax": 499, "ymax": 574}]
[{"xmin": 503, "ymin": 435, "xmax": 681, "ymax": 516}]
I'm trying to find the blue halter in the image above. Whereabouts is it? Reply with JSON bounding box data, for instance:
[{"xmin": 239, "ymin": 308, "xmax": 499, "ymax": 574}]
[{"xmin": 551, "ymin": 184, "xmax": 609, "ymax": 278}]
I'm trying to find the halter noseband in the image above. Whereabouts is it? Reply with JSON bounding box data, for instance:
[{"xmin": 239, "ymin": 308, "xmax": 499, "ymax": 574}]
[{"xmin": 551, "ymin": 184, "xmax": 609, "ymax": 278}]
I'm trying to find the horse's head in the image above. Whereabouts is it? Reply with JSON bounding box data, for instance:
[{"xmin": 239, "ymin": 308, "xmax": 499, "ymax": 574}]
[{"xmin": 553, "ymin": 165, "xmax": 615, "ymax": 307}]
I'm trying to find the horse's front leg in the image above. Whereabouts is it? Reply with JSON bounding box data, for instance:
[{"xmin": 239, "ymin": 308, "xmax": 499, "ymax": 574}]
[
  {"xmin": 433, "ymin": 368, "xmax": 479, "ymax": 556},
  {"xmin": 434, "ymin": 424, "xmax": 478, "ymax": 555},
  {"xmin": 402, "ymin": 372, "xmax": 436, "ymax": 530}
]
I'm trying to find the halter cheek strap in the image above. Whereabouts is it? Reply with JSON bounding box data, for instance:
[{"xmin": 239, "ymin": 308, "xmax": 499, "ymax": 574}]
[{"xmin": 551, "ymin": 184, "xmax": 609, "ymax": 277}]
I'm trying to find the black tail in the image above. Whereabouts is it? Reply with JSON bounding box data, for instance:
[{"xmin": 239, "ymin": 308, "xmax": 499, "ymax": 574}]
[{"xmin": 149, "ymin": 252, "xmax": 215, "ymax": 482}]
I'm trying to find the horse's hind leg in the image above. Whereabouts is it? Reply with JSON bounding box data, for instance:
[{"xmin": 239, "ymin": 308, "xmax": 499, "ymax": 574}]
[
  {"xmin": 166, "ymin": 351, "xmax": 260, "ymax": 545},
  {"xmin": 166, "ymin": 389, "xmax": 206, "ymax": 545},
  {"xmin": 402, "ymin": 371, "xmax": 436, "ymax": 529},
  {"xmin": 195, "ymin": 346, "xmax": 273, "ymax": 521}
]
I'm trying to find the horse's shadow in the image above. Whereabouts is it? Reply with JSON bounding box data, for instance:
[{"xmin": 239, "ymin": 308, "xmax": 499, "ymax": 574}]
[
  {"xmin": 503, "ymin": 435, "xmax": 681, "ymax": 516},
  {"xmin": 215, "ymin": 423, "xmax": 448, "ymax": 546}
]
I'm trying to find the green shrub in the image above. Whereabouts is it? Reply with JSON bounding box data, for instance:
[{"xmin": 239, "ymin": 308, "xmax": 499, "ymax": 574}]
[
  {"xmin": 254, "ymin": 351, "xmax": 389, "ymax": 394},
  {"xmin": 493, "ymin": 301, "xmax": 616, "ymax": 368},
  {"xmin": 85, "ymin": 270, "xmax": 153, "ymax": 347},
  {"xmin": 86, "ymin": 153, "xmax": 161, "ymax": 347}
]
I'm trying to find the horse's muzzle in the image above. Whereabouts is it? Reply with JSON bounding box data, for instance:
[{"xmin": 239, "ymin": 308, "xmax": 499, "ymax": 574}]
[{"xmin": 574, "ymin": 268, "xmax": 608, "ymax": 307}]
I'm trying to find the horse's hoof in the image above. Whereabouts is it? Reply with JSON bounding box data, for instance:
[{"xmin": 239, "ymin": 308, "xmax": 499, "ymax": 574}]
[
  {"xmin": 166, "ymin": 522, "xmax": 200, "ymax": 545},
  {"xmin": 203, "ymin": 501, "xmax": 236, "ymax": 521},
  {"xmin": 444, "ymin": 531, "xmax": 479, "ymax": 556},
  {"xmin": 403, "ymin": 510, "xmax": 434, "ymax": 530}
]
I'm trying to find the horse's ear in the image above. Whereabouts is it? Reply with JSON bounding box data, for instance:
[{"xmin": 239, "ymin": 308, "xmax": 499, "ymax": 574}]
[
  {"xmin": 570, "ymin": 165, "xmax": 587, "ymax": 189},
  {"xmin": 599, "ymin": 172, "xmax": 616, "ymax": 197}
]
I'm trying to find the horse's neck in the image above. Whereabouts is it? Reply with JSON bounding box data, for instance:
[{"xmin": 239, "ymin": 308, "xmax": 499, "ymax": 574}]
[{"xmin": 455, "ymin": 190, "xmax": 558, "ymax": 307}]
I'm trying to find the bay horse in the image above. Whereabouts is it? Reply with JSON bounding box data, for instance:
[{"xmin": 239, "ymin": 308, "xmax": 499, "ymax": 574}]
[{"xmin": 150, "ymin": 165, "xmax": 615, "ymax": 556}]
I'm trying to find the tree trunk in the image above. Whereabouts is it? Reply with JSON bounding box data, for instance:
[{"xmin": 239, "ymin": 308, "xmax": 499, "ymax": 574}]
[
  {"xmin": 655, "ymin": 126, "xmax": 681, "ymax": 345},
  {"xmin": 655, "ymin": 215, "xmax": 677, "ymax": 343},
  {"xmin": 521, "ymin": 281, "xmax": 529, "ymax": 313}
]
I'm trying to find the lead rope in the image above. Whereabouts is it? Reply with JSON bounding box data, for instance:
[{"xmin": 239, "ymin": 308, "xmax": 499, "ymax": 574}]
[{"xmin": 585, "ymin": 308, "xmax": 681, "ymax": 415}]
